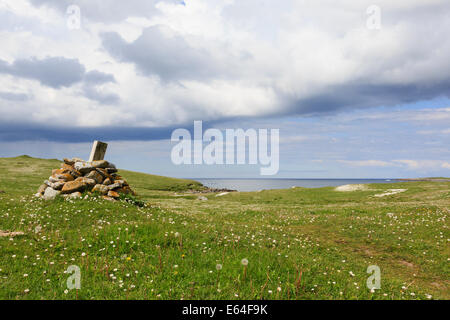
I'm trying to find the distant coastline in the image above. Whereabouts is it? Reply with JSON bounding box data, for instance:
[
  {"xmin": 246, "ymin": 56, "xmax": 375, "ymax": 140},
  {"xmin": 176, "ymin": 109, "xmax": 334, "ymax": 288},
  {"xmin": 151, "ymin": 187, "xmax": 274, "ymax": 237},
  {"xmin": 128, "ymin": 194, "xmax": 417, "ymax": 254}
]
[
  {"xmin": 193, "ymin": 177, "xmax": 450, "ymax": 192},
  {"xmin": 195, "ymin": 178, "xmax": 399, "ymax": 192}
]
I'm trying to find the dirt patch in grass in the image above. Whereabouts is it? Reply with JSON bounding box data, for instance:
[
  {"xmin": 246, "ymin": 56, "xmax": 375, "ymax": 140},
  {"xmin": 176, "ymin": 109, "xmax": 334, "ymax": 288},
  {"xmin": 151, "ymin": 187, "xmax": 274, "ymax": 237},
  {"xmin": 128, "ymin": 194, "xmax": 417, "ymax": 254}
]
[
  {"xmin": 0, "ymin": 230, "xmax": 25, "ymax": 237},
  {"xmin": 430, "ymin": 281, "xmax": 448, "ymax": 290},
  {"xmin": 335, "ymin": 184, "xmax": 369, "ymax": 192},
  {"xmin": 398, "ymin": 260, "xmax": 416, "ymax": 269},
  {"xmin": 6, "ymin": 165, "xmax": 41, "ymax": 174},
  {"xmin": 374, "ymin": 189, "xmax": 407, "ymax": 197}
]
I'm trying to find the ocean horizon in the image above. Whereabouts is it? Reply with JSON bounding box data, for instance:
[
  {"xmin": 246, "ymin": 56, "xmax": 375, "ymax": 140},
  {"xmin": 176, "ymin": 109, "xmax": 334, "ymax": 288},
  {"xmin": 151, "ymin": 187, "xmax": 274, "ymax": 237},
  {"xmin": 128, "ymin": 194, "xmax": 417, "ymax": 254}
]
[{"xmin": 193, "ymin": 178, "xmax": 398, "ymax": 192}]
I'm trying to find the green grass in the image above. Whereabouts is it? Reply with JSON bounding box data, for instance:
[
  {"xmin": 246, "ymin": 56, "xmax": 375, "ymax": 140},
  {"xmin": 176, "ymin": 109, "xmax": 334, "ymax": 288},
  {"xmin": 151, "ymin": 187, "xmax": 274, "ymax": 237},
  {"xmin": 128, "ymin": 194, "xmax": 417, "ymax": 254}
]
[{"xmin": 0, "ymin": 156, "xmax": 448, "ymax": 300}]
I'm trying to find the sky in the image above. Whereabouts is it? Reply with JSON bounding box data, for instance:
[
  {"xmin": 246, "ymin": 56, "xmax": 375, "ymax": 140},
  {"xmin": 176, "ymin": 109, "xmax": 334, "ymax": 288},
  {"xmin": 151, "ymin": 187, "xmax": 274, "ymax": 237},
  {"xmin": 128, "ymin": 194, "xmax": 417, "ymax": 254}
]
[{"xmin": 0, "ymin": 0, "xmax": 449, "ymax": 178}]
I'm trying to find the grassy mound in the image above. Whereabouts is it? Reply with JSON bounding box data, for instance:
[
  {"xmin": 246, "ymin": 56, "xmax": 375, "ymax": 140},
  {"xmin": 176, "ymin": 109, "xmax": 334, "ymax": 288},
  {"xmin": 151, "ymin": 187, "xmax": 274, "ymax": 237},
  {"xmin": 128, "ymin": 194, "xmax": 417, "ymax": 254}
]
[{"xmin": 0, "ymin": 156, "xmax": 448, "ymax": 300}]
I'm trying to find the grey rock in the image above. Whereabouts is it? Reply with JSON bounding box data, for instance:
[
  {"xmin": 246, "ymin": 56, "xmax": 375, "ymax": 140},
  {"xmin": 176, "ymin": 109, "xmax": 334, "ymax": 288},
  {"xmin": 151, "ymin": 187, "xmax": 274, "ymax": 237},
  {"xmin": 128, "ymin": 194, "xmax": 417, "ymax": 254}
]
[
  {"xmin": 65, "ymin": 192, "xmax": 82, "ymax": 200},
  {"xmin": 91, "ymin": 160, "xmax": 115, "ymax": 169},
  {"xmin": 43, "ymin": 187, "xmax": 60, "ymax": 200},
  {"xmin": 74, "ymin": 161, "xmax": 94, "ymax": 174},
  {"xmin": 49, "ymin": 176, "xmax": 59, "ymax": 183},
  {"xmin": 108, "ymin": 181, "xmax": 124, "ymax": 190},
  {"xmin": 44, "ymin": 180, "xmax": 65, "ymax": 190}
]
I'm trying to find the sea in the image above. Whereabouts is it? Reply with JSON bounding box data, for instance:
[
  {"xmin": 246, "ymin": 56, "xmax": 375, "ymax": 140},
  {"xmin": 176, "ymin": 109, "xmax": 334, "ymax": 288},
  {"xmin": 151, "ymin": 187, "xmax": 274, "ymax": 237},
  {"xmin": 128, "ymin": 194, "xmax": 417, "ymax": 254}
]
[{"xmin": 195, "ymin": 178, "xmax": 398, "ymax": 192}]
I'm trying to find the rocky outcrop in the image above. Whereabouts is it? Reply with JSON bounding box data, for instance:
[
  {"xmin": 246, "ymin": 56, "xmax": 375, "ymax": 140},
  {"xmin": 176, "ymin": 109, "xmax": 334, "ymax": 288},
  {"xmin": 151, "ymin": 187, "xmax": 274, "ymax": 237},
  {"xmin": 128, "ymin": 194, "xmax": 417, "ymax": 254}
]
[{"xmin": 35, "ymin": 158, "xmax": 136, "ymax": 200}]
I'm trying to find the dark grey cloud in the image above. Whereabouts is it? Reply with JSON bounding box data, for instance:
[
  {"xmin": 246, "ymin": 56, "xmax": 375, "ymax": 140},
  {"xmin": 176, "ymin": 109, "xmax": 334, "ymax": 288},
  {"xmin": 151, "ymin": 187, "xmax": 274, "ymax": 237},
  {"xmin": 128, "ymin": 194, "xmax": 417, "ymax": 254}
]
[
  {"xmin": 0, "ymin": 57, "xmax": 117, "ymax": 89},
  {"xmin": 81, "ymin": 70, "xmax": 119, "ymax": 104},
  {"xmin": 287, "ymin": 80, "xmax": 450, "ymax": 117},
  {"xmin": 101, "ymin": 26, "xmax": 222, "ymax": 81},
  {"xmin": 0, "ymin": 122, "xmax": 183, "ymax": 142},
  {"xmin": 84, "ymin": 70, "xmax": 116, "ymax": 84},
  {"xmin": 82, "ymin": 86, "xmax": 120, "ymax": 105},
  {"xmin": 0, "ymin": 57, "xmax": 85, "ymax": 88},
  {"xmin": 0, "ymin": 118, "xmax": 224, "ymax": 142},
  {"xmin": 0, "ymin": 56, "xmax": 118, "ymax": 103}
]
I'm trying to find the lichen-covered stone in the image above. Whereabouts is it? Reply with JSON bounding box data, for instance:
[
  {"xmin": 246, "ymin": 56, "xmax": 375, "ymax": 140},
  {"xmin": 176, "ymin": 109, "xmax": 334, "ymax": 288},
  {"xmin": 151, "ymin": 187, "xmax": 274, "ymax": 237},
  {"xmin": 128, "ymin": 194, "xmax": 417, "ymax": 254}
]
[
  {"xmin": 37, "ymin": 184, "xmax": 48, "ymax": 195},
  {"xmin": 37, "ymin": 157, "xmax": 135, "ymax": 201},
  {"xmin": 86, "ymin": 170, "xmax": 103, "ymax": 184},
  {"xmin": 116, "ymin": 186, "xmax": 134, "ymax": 195},
  {"xmin": 52, "ymin": 168, "xmax": 67, "ymax": 175},
  {"xmin": 95, "ymin": 168, "xmax": 113, "ymax": 179},
  {"xmin": 61, "ymin": 164, "xmax": 82, "ymax": 178},
  {"xmin": 92, "ymin": 184, "xmax": 109, "ymax": 195},
  {"xmin": 108, "ymin": 181, "xmax": 123, "ymax": 190},
  {"xmin": 63, "ymin": 158, "xmax": 75, "ymax": 165},
  {"xmin": 91, "ymin": 160, "xmax": 114, "ymax": 169},
  {"xmin": 55, "ymin": 173, "xmax": 74, "ymax": 182},
  {"xmin": 75, "ymin": 177, "xmax": 96, "ymax": 188},
  {"xmin": 108, "ymin": 190, "xmax": 120, "ymax": 198},
  {"xmin": 61, "ymin": 181, "xmax": 87, "ymax": 194}
]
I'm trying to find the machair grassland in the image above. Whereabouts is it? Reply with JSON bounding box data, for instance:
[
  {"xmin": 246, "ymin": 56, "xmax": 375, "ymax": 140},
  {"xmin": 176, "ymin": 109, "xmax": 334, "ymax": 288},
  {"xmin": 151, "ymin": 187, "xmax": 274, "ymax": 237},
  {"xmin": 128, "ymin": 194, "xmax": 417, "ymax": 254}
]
[{"xmin": 0, "ymin": 156, "xmax": 448, "ymax": 300}]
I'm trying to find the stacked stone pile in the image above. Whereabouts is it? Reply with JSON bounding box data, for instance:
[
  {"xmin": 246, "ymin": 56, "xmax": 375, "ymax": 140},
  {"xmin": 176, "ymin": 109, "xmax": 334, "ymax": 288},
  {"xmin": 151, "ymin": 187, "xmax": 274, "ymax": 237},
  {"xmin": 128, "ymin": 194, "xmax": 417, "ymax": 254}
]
[{"xmin": 35, "ymin": 158, "xmax": 135, "ymax": 201}]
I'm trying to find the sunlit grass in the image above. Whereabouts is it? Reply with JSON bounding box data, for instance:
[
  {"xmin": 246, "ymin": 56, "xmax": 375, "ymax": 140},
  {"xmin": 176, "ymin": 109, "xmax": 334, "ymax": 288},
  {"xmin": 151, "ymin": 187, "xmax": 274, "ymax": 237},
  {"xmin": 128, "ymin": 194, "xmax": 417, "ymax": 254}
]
[{"xmin": 0, "ymin": 156, "xmax": 448, "ymax": 300}]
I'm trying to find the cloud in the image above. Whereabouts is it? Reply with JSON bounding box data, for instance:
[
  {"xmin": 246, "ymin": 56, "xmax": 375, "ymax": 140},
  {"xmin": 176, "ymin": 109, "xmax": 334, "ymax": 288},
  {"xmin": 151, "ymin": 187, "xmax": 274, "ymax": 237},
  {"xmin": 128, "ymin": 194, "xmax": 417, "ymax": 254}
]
[
  {"xmin": 338, "ymin": 160, "xmax": 392, "ymax": 167},
  {"xmin": 0, "ymin": 91, "xmax": 29, "ymax": 101},
  {"xmin": 29, "ymin": 0, "xmax": 164, "ymax": 23},
  {"xmin": 0, "ymin": 57, "xmax": 85, "ymax": 88},
  {"xmin": 0, "ymin": 56, "xmax": 116, "ymax": 89},
  {"xmin": 0, "ymin": 55, "xmax": 119, "ymax": 106},
  {"xmin": 339, "ymin": 159, "xmax": 450, "ymax": 170},
  {"xmin": 96, "ymin": 0, "xmax": 450, "ymax": 118},
  {"xmin": 81, "ymin": 70, "xmax": 118, "ymax": 104},
  {"xmin": 0, "ymin": 0, "xmax": 450, "ymax": 140},
  {"xmin": 101, "ymin": 26, "xmax": 229, "ymax": 82},
  {"xmin": 392, "ymin": 160, "xmax": 450, "ymax": 170},
  {"xmin": 83, "ymin": 70, "xmax": 116, "ymax": 84},
  {"xmin": 82, "ymin": 86, "xmax": 120, "ymax": 105},
  {"xmin": 0, "ymin": 123, "xmax": 176, "ymax": 142}
]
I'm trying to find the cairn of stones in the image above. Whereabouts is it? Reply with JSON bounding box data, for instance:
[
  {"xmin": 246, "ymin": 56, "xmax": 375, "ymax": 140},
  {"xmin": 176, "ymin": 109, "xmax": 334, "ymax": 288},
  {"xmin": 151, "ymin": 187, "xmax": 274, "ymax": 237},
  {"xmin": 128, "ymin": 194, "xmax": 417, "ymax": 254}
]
[{"xmin": 35, "ymin": 141, "xmax": 135, "ymax": 201}]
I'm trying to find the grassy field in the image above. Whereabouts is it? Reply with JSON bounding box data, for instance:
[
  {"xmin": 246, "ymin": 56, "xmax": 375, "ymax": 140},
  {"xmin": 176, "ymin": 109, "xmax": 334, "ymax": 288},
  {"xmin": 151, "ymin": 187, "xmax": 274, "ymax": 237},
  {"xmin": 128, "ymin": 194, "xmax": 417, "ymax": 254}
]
[{"xmin": 0, "ymin": 156, "xmax": 448, "ymax": 300}]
